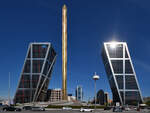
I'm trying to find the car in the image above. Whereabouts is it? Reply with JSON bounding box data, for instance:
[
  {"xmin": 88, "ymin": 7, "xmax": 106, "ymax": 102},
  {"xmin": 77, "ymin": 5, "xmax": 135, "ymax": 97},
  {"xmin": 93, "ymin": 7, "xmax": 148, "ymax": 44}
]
[
  {"xmin": 31, "ymin": 106, "xmax": 45, "ymax": 111},
  {"xmin": 0, "ymin": 105, "xmax": 8, "ymax": 111},
  {"xmin": 113, "ymin": 106, "xmax": 122, "ymax": 112},
  {"xmin": 80, "ymin": 108, "xmax": 93, "ymax": 112},
  {"xmin": 104, "ymin": 106, "xmax": 112, "ymax": 110},
  {"xmin": 3, "ymin": 106, "xmax": 21, "ymax": 111},
  {"xmin": 143, "ymin": 108, "xmax": 149, "ymax": 112},
  {"xmin": 62, "ymin": 107, "xmax": 72, "ymax": 110},
  {"xmin": 22, "ymin": 106, "xmax": 32, "ymax": 110},
  {"xmin": 124, "ymin": 107, "xmax": 131, "ymax": 111}
]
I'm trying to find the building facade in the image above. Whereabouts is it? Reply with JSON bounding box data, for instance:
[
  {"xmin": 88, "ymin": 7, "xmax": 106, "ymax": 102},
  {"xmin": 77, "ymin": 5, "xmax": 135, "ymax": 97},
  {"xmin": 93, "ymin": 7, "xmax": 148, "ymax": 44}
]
[
  {"xmin": 75, "ymin": 86, "xmax": 83, "ymax": 101},
  {"xmin": 67, "ymin": 94, "xmax": 76, "ymax": 102},
  {"xmin": 97, "ymin": 90, "xmax": 109, "ymax": 105},
  {"xmin": 97, "ymin": 89, "xmax": 105, "ymax": 105},
  {"xmin": 101, "ymin": 42, "xmax": 143, "ymax": 105},
  {"xmin": 46, "ymin": 89, "xmax": 62, "ymax": 102},
  {"xmin": 104, "ymin": 92, "xmax": 109, "ymax": 105},
  {"xmin": 14, "ymin": 42, "xmax": 56, "ymax": 103}
]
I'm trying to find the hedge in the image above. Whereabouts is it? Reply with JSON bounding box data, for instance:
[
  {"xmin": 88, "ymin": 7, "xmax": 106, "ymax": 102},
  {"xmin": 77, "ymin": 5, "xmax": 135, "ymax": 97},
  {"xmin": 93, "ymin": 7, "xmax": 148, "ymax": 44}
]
[{"xmin": 46, "ymin": 105, "xmax": 106, "ymax": 109}]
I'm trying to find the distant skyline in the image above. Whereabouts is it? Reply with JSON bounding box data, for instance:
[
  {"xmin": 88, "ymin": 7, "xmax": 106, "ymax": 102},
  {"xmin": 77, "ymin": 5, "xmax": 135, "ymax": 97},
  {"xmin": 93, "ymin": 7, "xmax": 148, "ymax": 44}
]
[{"xmin": 0, "ymin": 0, "xmax": 150, "ymax": 101}]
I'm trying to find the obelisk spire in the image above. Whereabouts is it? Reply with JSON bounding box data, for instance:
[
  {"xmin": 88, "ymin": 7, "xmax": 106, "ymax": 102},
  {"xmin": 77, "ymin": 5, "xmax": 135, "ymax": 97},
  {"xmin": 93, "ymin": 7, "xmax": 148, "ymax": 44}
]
[{"xmin": 62, "ymin": 4, "xmax": 67, "ymax": 100}]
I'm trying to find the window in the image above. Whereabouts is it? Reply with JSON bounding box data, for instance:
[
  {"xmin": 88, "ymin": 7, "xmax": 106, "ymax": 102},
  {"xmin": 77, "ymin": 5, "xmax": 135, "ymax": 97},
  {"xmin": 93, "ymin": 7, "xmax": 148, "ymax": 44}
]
[
  {"xmin": 23, "ymin": 60, "xmax": 30, "ymax": 73},
  {"xmin": 32, "ymin": 75, "xmax": 40, "ymax": 88},
  {"xmin": 101, "ymin": 47, "xmax": 108, "ymax": 65},
  {"xmin": 16, "ymin": 90, "xmax": 31, "ymax": 103},
  {"xmin": 48, "ymin": 47, "xmax": 56, "ymax": 62},
  {"xmin": 27, "ymin": 49, "xmax": 31, "ymax": 58},
  {"xmin": 107, "ymin": 44, "xmax": 123, "ymax": 58},
  {"xmin": 32, "ymin": 44, "xmax": 48, "ymax": 58},
  {"xmin": 43, "ymin": 61, "xmax": 51, "ymax": 75},
  {"xmin": 125, "ymin": 60, "xmax": 133, "ymax": 74},
  {"xmin": 116, "ymin": 75, "xmax": 123, "ymax": 89},
  {"xmin": 32, "ymin": 60, "xmax": 44, "ymax": 73},
  {"xmin": 105, "ymin": 63, "xmax": 112, "ymax": 76},
  {"xmin": 125, "ymin": 76, "xmax": 138, "ymax": 89},
  {"xmin": 19, "ymin": 75, "xmax": 30, "ymax": 88},
  {"xmin": 111, "ymin": 60, "xmax": 123, "ymax": 73},
  {"xmin": 120, "ymin": 91, "xmax": 124, "ymax": 102},
  {"xmin": 125, "ymin": 48, "xmax": 129, "ymax": 58},
  {"xmin": 125, "ymin": 91, "xmax": 141, "ymax": 104}
]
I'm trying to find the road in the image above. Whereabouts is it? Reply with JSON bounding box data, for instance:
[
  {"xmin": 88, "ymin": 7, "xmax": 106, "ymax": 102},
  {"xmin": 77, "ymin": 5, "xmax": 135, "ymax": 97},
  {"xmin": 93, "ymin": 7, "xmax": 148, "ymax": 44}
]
[{"xmin": 0, "ymin": 109, "xmax": 149, "ymax": 113}]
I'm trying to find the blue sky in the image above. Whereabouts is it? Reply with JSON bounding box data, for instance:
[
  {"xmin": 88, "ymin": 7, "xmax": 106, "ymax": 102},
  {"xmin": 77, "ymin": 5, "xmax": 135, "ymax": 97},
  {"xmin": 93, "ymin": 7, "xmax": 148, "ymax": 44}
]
[{"xmin": 0, "ymin": 0, "xmax": 150, "ymax": 101}]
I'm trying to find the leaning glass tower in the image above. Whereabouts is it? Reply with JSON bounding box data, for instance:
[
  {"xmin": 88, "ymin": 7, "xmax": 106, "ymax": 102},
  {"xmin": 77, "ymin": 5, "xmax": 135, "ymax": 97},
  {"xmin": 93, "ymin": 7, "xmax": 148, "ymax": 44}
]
[
  {"xmin": 14, "ymin": 42, "xmax": 56, "ymax": 103},
  {"xmin": 101, "ymin": 42, "xmax": 143, "ymax": 105}
]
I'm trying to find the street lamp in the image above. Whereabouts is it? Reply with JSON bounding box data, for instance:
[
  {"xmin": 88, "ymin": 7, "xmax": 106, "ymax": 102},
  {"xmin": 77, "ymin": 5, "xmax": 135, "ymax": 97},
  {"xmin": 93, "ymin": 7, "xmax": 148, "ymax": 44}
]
[{"xmin": 93, "ymin": 72, "xmax": 99, "ymax": 110}]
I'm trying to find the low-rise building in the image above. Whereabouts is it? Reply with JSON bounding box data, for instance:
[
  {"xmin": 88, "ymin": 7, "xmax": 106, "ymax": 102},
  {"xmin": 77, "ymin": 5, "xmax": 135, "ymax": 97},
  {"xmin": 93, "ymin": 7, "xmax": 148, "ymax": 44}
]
[
  {"xmin": 104, "ymin": 92, "xmax": 109, "ymax": 104},
  {"xmin": 46, "ymin": 89, "xmax": 62, "ymax": 102}
]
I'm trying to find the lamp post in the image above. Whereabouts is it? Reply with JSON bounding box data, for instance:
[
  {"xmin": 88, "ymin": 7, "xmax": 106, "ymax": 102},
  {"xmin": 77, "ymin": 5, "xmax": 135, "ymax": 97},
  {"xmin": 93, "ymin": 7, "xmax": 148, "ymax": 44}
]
[{"xmin": 93, "ymin": 72, "xmax": 99, "ymax": 110}]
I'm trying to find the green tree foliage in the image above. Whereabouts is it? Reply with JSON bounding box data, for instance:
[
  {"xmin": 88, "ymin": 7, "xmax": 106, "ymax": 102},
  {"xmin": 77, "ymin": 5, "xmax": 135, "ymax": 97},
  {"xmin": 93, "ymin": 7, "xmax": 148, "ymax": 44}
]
[{"xmin": 146, "ymin": 100, "xmax": 150, "ymax": 106}]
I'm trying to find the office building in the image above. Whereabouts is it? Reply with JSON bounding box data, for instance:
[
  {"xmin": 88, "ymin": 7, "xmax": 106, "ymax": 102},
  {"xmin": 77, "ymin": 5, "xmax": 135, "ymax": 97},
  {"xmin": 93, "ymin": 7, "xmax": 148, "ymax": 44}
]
[
  {"xmin": 97, "ymin": 89, "xmax": 105, "ymax": 105},
  {"xmin": 67, "ymin": 94, "xmax": 76, "ymax": 102},
  {"xmin": 104, "ymin": 92, "xmax": 109, "ymax": 104},
  {"xmin": 46, "ymin": 89, "xmax": 62, "ymax": 102},
  {"xmin": 97, "ymin": 90, "xmax": 109, "ymax": 105},
  {"xmin": 14, "ymin": 42, "xmax": 56, "ymax": 103},
  {"xmin": 75, "ymin": 86, "xmax": 83, "ymax": 101},
  {"xmin": 101, "ymin": 42, "xmax": 143, "ymax": 105}
]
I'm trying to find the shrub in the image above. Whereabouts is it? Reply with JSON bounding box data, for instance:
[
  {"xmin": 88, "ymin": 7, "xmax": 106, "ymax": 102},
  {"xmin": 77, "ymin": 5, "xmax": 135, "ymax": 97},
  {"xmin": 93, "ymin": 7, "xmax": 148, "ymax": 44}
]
[
  {"xmin": 146, "ymin": 100, "xmax": 150, "ymax": 106},
  {"xmin": 46, "ymin": 105, "xmax": 106, "ymax": 109}
]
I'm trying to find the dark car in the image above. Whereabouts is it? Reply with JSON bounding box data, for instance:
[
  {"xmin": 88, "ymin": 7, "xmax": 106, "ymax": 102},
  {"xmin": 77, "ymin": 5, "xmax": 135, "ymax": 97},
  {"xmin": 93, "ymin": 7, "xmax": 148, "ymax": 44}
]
[
  {"xmin": 104, "ymin": 107, "xmax": 112, "ymax": 110},
  {"xmin": 0, "ymin": 105, "xmax": 8, "ymax": 111},
  {"xmin": 22, "ymin": 106, "xmax": 32, "ymax": 110},
  {"xmin": 113, "ymin": 106, "xmax": 122, "ymax": 112},
  {"xmin": 3, "ymin": 106, "xmax": 21, "ymax": 111}
]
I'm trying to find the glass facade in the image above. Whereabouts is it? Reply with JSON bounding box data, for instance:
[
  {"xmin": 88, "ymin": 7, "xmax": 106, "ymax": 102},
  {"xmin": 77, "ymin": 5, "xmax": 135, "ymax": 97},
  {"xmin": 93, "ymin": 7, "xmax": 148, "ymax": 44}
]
[
  {"xmin": 14, "ymin": 43, "xmax": 56, "ymax": 103},
  {"xmin": 75, "ymin": 86, "xmax": 83, "ymax": 101},
  {"xmin": 101, "ymin": 42, "xmax": 143, "ymax": 105},
  {"xmin": 97, "ymin": 90, "xmax": 105, "ymax": 105},
  {"xmin": 111, "ymin": 60, "xmax": 123, "ymax": 73}
]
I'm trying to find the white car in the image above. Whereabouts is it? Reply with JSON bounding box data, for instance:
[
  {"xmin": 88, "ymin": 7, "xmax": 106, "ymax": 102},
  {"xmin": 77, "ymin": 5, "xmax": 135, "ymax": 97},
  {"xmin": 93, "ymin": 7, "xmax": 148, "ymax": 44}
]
[
  {"xmin": 125, "ymin": 107, "xmax": 131, "ymax": 111},
  {"xmin": 31, "ymin": 107, "xmax": 45, "ymax": 111},
  {"xmin": 80, "ymin": 108, "xmax": 93, "ymax": 112},
  {"xmin": 62, "ymin": 107, "xmax": 72, "ymax": 110}
]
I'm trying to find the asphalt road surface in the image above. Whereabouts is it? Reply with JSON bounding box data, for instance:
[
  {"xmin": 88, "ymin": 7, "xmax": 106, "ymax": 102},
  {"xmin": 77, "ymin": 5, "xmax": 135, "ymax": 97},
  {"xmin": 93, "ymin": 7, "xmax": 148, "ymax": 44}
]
[{"xmin": 0, "ymin": 109, "xmax": 149, "ymax": 113}]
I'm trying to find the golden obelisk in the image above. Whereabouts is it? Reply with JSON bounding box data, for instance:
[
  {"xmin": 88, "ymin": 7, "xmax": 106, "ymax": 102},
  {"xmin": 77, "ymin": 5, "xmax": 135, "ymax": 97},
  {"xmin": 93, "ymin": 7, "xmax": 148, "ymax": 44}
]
[{"xmin": 62, "ymin": 4, "xmax": 67, "ymax": 100}]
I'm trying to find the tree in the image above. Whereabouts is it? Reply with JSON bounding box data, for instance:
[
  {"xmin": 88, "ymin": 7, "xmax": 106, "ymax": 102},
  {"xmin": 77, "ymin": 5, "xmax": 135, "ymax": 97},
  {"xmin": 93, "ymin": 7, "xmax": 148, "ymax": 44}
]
[{"xmin": 146, "ymin": 100, "xmax": 150, "ymax": 106}]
